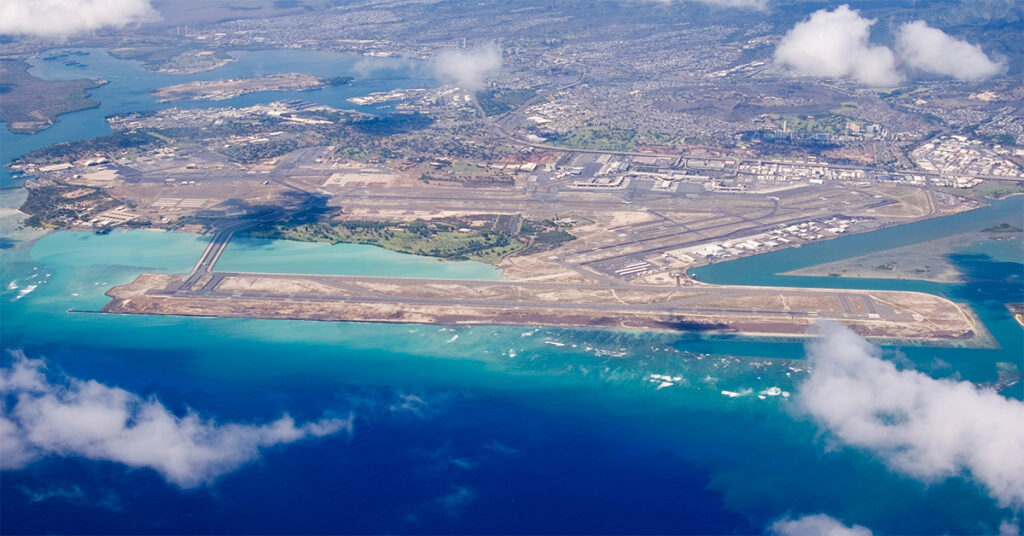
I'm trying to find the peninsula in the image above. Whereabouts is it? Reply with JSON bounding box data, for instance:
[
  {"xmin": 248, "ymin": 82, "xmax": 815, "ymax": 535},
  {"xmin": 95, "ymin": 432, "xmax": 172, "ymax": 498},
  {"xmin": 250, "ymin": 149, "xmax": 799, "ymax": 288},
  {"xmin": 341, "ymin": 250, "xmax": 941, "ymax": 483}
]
[
  {"xmin": 152, "ymin": 73, "xmax": 350, "ymax": 102},
  {"xmin": 104, "ymin": 271, "xmax": 979, "ymax": 343},
  {"xmin": 0, "ymin": 58, "xmax": 103, "ymax": 134}
]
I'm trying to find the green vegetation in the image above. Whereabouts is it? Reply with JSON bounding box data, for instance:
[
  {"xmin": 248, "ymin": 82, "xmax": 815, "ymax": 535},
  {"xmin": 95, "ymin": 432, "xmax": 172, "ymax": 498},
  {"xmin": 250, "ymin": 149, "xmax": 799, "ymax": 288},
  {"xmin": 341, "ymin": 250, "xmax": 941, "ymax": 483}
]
[
  {"xmin": 417, "ymin": 159, "xmax": 515, "ymax": 187},
  {"xmin": 350, "ymin": 112, "xmax": 434, "ymax": 136},
  {"xmin": 879, "ymin": 88, "xmax": 908, "ymax": 99},
  {"xmin": 834, "ymin": 102, "xmax": 859, "ymax": 113},
  {"xmin": 221, "ymin": 138, "xmax": 301, "ymax": 164},
  {"xmin": 769, "ymin": 112, "xmax": 849, "ymax": 135},
  {"xmin": 475, "ymin": 88, "xmax": 537, "ymax": 116},
  {"xmin": 0, "ymin": 59, "xmax": 103, "ymax": 134},
  {"xmin": 217, "ymin": 112, "xmax": 430, "ymax": 163},
  {"xmin": 503, "ymin": 37, "xmax": 563, "ymax": 49},
  {"xmin": 982, "ymin": 223, "xmax": 1023, "ymax": 233},
  {"xmin": 550, "ymin": 126, "xmax": 671, "ymax": 152},
  {"xmin": 937, "ymin": 181, "xmax": 1024, "ymax": 200},
  {"xmin": 107, "ymin": 47, "xmax": 234, "ymax": 74},
  {"xmin": 969, "ymin": 131, "xmax": 1017, "ymax": 147},
  {"xmin": 20, "ymin": 108, "xmax": 432, "ymax": 166},
  {"xmin": 20, "ymin": 183, "xmax": 119, "ymax": 228},
  {"xmin": 249, "ymin": 215, "xmax": 575, "ymax": 264},
  {"xmin": 251, "ymin": 219, "xmax": 521, "ymax": 263},
  {"xmin": 19, "ymin": 131, "xmax": 158, "ymax": 164},
  {"xmin": 553, "ymin": 126, "xmax": 639, "ymax": 151},
  {"xmin": 961, "ymin": 124, "xmax": 1017, "ymax": 147},
  {"xmin": 420, "ymin": 173, "xmax": 516, "ymax": 188},
  {"xmin": 324, "ymin": 76, "xmax": 354, "ymax": 86},
  {"xmin": 335, "ymin": 145, "xmax": 398, "ymax": 162},
  {"xmin": 519, "ymin": 219, "xmax": 575, "ymax": 248},
  {"xmin": 452, "ymin": 162, "xmax": 487, "ymax": 175}
]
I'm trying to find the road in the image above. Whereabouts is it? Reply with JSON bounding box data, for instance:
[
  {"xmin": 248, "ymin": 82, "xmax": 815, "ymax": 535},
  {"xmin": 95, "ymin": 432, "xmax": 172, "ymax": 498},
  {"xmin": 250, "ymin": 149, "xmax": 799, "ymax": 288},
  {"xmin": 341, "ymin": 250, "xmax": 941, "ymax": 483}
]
[{"xmin": 176, "ymin": 198, "xmax": 323, "ymax": 292}]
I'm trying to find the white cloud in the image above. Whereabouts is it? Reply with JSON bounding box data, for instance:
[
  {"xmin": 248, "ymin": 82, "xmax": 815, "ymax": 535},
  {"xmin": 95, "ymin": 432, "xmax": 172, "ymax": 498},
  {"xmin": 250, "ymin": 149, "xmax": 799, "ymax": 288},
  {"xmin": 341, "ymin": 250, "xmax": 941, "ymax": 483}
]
[
  {"xmin": 774, "ymin": 5, "xmax": 900, "ymax": 86},
  {"xmin": 896, "ymin": 21, "xmax": 1005, "ymax": 81},
  {"xmin": 797, "ymin": 323, "xmax": 1024, "ymax": 507},
  {"xmin": 771, "ymin": 514, "xmax": 873, "ymax": 536},
  {"xmin": 1, "ymin": 353, "xmax": 352, "ymax": 488},
  {"xmin": 432, "ymin": 44, "xmax": 502, "ymax": 91},
  {"xmin": 0, "ymin": 0, "xmax": 158, "ymax": 37}
]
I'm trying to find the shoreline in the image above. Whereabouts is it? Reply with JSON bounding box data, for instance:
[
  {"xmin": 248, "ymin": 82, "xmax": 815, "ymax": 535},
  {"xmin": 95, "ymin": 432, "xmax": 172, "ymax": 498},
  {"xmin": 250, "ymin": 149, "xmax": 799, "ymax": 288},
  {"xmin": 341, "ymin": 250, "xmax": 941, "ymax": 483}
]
[
  {"xmin": 682, "ymin": 195, "xmax": 989, "ymax": 282},
  {"xmin": 87, "ymin": 308, "xmax": 989, "ymax": 347},
  {"xmin": 101, "ymin": 271, "xmax": 982, "ymax": 346}
]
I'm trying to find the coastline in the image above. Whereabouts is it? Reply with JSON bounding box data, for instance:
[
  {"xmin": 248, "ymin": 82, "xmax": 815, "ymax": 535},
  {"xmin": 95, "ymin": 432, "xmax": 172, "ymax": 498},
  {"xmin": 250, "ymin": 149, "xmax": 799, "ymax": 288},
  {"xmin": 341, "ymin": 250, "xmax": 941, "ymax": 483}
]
[
  {"xmin": 4, "ymin": 181, "xmax": 1013, "ymax": 350},
  {"xmin": 101, "ymin": 271, "xmax": 981, "ymax": 345}
]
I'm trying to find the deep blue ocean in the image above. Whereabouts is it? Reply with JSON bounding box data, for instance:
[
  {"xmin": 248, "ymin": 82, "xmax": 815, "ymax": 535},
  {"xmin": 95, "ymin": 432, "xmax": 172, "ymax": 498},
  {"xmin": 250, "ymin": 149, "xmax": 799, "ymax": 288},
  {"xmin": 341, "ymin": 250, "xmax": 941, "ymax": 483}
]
[{"xmin": 1, "ymin": 49, "xmax": 1022, "ymax": 534}]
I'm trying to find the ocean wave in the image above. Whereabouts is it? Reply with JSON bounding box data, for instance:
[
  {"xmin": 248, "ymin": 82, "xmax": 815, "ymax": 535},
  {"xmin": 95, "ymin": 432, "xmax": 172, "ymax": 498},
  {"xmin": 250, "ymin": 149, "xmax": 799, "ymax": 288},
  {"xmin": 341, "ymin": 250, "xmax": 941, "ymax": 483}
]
[{"xmin": 12, "ymin": 284, "xmax": 38, "ymax": 301}]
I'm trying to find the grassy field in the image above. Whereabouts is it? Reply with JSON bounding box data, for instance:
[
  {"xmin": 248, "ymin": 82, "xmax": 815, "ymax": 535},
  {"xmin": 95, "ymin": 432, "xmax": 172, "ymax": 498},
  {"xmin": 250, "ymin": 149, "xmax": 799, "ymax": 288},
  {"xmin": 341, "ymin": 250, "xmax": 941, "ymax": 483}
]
[
  {"xmin": 475, "ymin": 88, "xmax": 537, "ymax": 116},
  {"xmin": 550, "ymin": 126, "xmax": 672, "ymax": 152},
  {"xmin": 451, "ymin": 162, "xmax": 488, "ymax": 175},
  {"xmin": 249, "ymin": 216, "xmax": 575, "ymax": 264},
  {"xmin": 254, "ymin": 223, "xmax": 525, "ymax": 263},
  {"xmin": 937, "ymin": 182, "xmax": 1024, "ymax": 200},
  {"xmin": 769, "ymin": 112, "xmax": 850, "ymax": 135}
]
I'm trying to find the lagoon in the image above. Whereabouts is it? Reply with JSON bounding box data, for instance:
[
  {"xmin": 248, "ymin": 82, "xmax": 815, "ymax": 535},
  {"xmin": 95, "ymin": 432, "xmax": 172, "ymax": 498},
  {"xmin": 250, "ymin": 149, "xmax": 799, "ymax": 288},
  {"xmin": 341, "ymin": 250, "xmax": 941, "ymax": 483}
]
[
  {"xmin": 693, "ymin": 195, "xmax": 1024, "ymax": 389},
  {"xmin": 2, "ymin": 216, "xmax": 1019, "ymax": 533},
  {"xmin": 1, "ymin": 45, "xmax": 1021, "ymax": 536},
  {"xmin": 217, "ymin": 236, "xmax": 504, "ymax": 280}
]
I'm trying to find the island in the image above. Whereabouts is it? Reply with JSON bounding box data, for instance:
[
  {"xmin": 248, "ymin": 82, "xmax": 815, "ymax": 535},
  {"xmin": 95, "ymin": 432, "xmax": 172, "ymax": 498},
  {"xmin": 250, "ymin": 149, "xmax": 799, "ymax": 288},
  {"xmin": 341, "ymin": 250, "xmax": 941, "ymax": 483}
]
[
  {"xmin": 1009, "ymin": 303, "xmax": 1024, "ymax": 328},
  {"xmin": 8, "ymin": 97, "xmax": 1000, "ymax": 345},
  {"xmin": 783, "ymin": 223, "xmax": 1022, "ymax": 283},
  {"xmin": 105, "ymin": 270, "xmax": 979, "ymax": 343},
  {"xmin": 155, "ymin": 49, "xmax": 236, "ymax": 75},
  {"xmin": 152, "ymin": 73, "xmax": 351, "ymax": 103}
]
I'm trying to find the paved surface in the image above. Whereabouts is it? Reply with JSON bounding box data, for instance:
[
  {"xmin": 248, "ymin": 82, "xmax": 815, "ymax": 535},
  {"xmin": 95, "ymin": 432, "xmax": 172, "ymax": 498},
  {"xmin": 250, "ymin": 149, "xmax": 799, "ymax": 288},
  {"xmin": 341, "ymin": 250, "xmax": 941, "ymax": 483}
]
[{"xmin": 103, "ymin": 265, "xmax": 974, "ymax": 342}]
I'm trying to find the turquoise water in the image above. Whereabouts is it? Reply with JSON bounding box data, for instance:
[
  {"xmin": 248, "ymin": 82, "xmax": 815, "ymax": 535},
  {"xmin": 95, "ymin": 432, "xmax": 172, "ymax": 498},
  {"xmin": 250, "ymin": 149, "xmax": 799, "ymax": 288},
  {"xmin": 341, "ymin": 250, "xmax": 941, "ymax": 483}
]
[
  {"xmin": 218, "ymin": 236, "xmax": 504, "ymax": 280},
  {"xmin": 690, "ymin": 196, "xmax": 1023, "ymax": 292},
  {"xmin": 2, "ymin": 46, "xmax": 1022, "ymax": 535},
  {"xmin": 692, "ymin": 196, "xmax": 1024, "ymax": 389},
  {"xmin": 1, "ymin": 198, "xmax": 1021, "ymax": 533}
]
